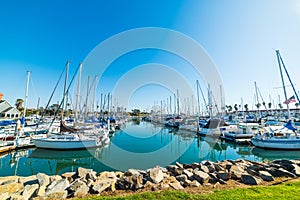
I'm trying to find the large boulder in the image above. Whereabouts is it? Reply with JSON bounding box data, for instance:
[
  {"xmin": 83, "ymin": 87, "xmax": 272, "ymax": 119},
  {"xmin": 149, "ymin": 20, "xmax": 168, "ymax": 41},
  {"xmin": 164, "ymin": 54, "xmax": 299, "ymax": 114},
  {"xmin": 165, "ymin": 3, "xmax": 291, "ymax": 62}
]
[
  {"xmin": 183, "ymin": 169, "xmax": 194, "ymax": 179},
  {"xmin": 45, "ymin": 178, "xmax": 70, "ymax": 195},
  {"xmin": 36, "ymin": 173, "xmax": 50, "ymax": 187},
  {"xmin": 18, "ymin": 175, "xmax": 38, "ymax": 186},
  {"xmin": 149, "ymin": 167, "xmax": 164, "ymax": 183},
  {"xmin": 259, "ymin": 171, "xmax": 274, "ymax": 182},
  {"xmin": 216, "ymin": 171, "xmax": 230, "ymax": 181},
  {"xmin": 230, "ymin": 165, "xmax": 244, "ymax": 180},
  {"xmin": 241, "ymin": 174, "xmax": 261, "ymax": 185},
  {"xmin": 68, "ymin": 179, "xmax": 89, "ymax": 198},
  {"xmin": 192, "ymin": 169, "xmax": 209, "ymax": 184},
  {"xmin": 22, "ymin": 184, "xmax": 39, "ymax": 199}
]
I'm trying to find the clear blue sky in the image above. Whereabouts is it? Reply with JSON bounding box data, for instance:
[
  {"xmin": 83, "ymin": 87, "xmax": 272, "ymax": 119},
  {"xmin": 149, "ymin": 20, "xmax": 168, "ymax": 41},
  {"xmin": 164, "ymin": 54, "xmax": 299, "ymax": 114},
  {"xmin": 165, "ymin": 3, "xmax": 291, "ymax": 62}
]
[{"xmin": 1, "ymin": 0, "xmax": 300, "ymax": 111}]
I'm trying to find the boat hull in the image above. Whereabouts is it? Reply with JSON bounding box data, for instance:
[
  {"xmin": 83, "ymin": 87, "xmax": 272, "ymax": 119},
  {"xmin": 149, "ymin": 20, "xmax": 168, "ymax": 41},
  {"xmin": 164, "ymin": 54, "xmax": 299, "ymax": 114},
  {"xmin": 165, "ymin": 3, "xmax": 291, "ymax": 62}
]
[
  {"xmin": 32, "ymin": 138, "xmax": 100, "ymax": 150},
  {"xmin": 251, "ymin": 137, "xmax": 300, "ymax": 150}
]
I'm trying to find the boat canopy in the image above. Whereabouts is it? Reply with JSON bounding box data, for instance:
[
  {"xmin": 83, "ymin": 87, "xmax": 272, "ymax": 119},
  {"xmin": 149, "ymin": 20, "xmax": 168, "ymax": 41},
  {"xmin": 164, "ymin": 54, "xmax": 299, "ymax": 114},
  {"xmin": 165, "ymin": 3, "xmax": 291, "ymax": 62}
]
[
  {"xmin": 203, "ymin": 118, "xmax": 228, "ymax": 129},
  {"xmin": 284, "ymin": 120, "xmax": 297, "ymax": 131}
]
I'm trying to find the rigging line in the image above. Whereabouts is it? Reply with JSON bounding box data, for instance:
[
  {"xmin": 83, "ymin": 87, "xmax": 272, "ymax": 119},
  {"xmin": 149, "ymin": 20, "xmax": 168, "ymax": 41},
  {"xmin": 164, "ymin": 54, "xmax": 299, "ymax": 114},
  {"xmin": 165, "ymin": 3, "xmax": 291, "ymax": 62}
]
[
  {"xmin": 196, "ymin": 80, "xmax": 208, "ymax": 113},
  {"xmin": 35, "ymin": 66, "xmax": 66, "ymax": 131},
  {"xmin": 278, "ymin": 52, "xmax": 300, "ymax": 103},
  {"xmin": 46, "ymin": 64, "xmax": 80, "ymax": 134}
]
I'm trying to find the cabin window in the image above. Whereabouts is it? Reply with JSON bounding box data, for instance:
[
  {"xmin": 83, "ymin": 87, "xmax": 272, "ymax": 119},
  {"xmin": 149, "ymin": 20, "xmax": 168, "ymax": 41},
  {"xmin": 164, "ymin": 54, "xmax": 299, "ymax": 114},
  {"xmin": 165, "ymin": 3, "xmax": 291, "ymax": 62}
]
[
  {"xmin": 7, "ymin": 114, "xmax": 10, "ymax": 118},
  {"xmin": 15, "ymin": 114, "xmax": 19, "ymax": 118},
  {"xmin": 11, "ymin": 114, "xmax": 14, "ymax": 118}
]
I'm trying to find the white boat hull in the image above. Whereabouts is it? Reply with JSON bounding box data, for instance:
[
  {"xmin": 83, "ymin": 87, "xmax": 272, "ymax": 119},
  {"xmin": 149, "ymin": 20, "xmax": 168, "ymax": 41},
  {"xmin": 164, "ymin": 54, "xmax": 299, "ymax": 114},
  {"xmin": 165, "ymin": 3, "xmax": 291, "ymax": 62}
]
[
  {"xmin": 32, "ymin": 137, "xmax": 100, "ymax": 150},
  {"xmin": 251, "ymin": 137, "xmax": 300, "ymax": 149}
]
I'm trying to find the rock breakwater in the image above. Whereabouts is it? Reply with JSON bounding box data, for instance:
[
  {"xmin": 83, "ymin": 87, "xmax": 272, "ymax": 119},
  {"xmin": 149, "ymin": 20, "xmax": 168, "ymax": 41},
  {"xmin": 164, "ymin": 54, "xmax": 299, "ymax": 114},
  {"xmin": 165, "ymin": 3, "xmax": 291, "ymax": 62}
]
[{"xmin": 1, "ymin": 159, "xmax": 300, "ymax": 199}]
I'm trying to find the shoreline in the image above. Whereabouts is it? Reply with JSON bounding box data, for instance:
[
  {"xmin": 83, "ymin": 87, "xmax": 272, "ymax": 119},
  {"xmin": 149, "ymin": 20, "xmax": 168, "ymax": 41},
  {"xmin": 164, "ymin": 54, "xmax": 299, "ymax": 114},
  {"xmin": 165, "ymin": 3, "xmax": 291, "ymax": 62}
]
[{"xmin": 1, "ymin": 159, "xmax": 300, "ymax": 199}]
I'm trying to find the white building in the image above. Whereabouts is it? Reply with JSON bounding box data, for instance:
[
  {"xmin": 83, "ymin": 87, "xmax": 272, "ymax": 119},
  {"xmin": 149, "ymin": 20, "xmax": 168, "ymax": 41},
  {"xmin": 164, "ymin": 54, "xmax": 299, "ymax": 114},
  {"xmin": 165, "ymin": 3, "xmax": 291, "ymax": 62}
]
[{"xmin": 0, "ymin": 100, "xmax": 21, "ymax": 119}]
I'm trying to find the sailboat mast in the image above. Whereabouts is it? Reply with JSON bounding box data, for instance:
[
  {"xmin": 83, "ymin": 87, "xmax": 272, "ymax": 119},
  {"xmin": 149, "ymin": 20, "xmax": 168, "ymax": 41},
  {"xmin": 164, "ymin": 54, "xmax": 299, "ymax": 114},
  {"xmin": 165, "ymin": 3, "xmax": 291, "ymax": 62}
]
[
  {"xmin": 62, "ymin": 61, "xmax": 69, "ymax": 119},
  {"xmin": 176, "ymin": 89, "xmax": 180, "ymax": 116},
  {"xmin": 85, "ymin": 76, "xmax": 90, "ymax": 117},
  {"xmin": 92, "ymin": 76, "xmax": 98, "ymax": 114},
  {"xmin": 276, "ymin": 50, "xmax": 290, "ymax": 118},
  {"xmin": 23, "ymin": 70, "xmax": 30, "ymax": 118},
  {"xmin": 75, "ymin": 63, "xmax": 82, "ymax": 123}
]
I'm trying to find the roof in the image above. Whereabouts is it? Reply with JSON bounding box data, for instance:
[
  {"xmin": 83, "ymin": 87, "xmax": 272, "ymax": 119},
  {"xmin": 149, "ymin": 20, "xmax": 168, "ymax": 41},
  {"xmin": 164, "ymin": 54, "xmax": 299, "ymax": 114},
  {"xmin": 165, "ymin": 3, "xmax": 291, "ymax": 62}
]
[{"xmin": 1, "ymin": 107, "xmax": 20, "ymax": 114}]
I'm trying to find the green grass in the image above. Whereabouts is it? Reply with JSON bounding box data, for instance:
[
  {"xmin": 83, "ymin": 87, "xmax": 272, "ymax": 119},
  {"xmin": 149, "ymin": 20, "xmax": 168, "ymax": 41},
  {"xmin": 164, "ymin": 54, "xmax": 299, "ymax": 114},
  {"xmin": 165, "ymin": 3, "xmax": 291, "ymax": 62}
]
[{"xmin": 78, "ymin": 181, "xmax": 300, "ymax": 200}]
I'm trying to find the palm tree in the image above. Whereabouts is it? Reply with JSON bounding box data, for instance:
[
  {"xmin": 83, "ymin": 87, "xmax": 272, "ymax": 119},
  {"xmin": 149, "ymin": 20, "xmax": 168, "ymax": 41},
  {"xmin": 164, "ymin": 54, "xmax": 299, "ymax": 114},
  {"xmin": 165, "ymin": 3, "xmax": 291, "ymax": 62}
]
[
  {"xmin": 268, "ymin": 102, "xmax": 272, "ymax": 109},
  {"xmin": 262, "ymin": 102, "xmax": 266, "ymax": 110},
  {"xmin": 234, "ymin": 104, "xmax": 238, "ymax": 112},
  {"xmin": 255, "ymin": 103, "xmax": 261, "ymax": 110},
  {"xmin": 244, "ymin": 104, "xmax": 249, "ymax": 112},
  {"xmin": 228, "ymin": 105, "xmax": 233, "ymax": 113},
  {"xmin": 278, "ymin": 103, "xmax": 283, "ymax": 109},
  {"xmin": 15, "ymin": 98, "xmax": 24, "ymax": 111}
]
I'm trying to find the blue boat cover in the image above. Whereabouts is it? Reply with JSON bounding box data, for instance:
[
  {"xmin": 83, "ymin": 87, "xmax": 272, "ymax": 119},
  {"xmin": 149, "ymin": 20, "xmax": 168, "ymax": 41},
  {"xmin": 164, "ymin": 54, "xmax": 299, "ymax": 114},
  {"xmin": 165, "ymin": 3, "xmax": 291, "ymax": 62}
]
[{"xmin": 285, "ymin": 120, "xmax": 297, "ymax": 131}]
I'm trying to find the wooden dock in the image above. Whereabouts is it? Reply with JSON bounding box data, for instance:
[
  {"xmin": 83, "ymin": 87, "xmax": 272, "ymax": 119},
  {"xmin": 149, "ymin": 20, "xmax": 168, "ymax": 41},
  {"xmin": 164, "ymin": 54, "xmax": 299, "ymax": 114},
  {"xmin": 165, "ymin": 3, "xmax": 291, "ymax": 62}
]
[
  {"xmin": 0, "ymin": 145, "xmax": 15, "ymax": 154},
  {"xmin": 0, "ymin": 143, "xmax": 35, "ymax": 154}
]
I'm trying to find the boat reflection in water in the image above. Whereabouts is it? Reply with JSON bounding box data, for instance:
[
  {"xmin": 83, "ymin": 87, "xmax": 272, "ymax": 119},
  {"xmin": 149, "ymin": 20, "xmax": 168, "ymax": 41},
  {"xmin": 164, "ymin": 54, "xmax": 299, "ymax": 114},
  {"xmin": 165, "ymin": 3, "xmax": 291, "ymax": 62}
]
[
  {"xmin": 29, "ymin": 147, "xmax": 112, "ymax": 175},
  {"xmin": 251, "ymin": 147, "xmax": 300, "ymax": 160}
]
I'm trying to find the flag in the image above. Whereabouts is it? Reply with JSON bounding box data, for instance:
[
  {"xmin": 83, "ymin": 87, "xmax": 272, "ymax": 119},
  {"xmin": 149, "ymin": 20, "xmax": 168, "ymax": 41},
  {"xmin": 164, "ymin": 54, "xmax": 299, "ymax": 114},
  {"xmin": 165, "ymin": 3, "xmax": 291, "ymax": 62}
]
[{"xmin": 283, "ymin": 95, "xmax": 296, "ymax": 104}]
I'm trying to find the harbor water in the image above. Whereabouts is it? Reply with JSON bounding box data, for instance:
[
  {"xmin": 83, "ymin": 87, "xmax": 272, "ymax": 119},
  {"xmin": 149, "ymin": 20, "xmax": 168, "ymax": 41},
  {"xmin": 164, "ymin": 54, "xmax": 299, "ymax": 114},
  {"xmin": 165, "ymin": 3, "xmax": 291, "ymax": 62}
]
[{"xmin": 1, "ymin": 121, "xmax": 300, "ymax": 176}]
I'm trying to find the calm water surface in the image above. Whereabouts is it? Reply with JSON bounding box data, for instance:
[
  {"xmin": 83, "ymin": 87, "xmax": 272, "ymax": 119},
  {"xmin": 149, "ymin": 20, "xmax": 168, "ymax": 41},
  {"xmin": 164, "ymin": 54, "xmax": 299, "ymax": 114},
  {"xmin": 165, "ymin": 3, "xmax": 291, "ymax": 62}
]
[{"xmin": 1, "ymin": 121, "xmax": 300, "ymax": 176}]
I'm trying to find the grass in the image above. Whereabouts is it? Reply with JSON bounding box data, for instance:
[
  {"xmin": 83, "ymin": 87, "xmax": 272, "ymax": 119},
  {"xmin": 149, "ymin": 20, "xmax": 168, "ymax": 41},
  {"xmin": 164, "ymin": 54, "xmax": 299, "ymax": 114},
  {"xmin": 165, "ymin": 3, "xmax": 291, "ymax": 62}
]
[{"xmin": 77, "ymin": 181, "xmax": 300, "ymax": 200}]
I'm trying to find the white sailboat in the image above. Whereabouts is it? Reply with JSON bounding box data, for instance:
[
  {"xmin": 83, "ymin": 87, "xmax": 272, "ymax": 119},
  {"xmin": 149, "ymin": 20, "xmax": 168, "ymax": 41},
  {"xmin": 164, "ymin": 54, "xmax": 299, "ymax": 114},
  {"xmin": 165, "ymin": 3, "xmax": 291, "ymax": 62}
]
[
  {"xmin": 251, "ymin": 50, "xmax": 300, "ymax": 149},
  {"xmin": 33, "ymin": 62, "xmax": 109, "ymax": 150}
]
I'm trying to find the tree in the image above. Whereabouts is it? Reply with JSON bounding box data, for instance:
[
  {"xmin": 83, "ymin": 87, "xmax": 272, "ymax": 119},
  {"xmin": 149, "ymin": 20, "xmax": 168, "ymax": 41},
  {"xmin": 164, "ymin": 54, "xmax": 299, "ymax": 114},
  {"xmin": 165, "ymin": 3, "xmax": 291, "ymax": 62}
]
[
  {"xmin": 278, "ymin": 103, "xmax": 283, "ymax": 109},
  {"xmin": 262, "ymin": 102, "xmax": 266, "ymax": 109},
  {"xmin": 295, "ymin": 102, "xmax": 299, "ymax": 109},
  {"xmin": 228, "ymin": 105, "xmax": 233, "ymax": 113},
  {"xmin": 244, "ymin": 104, "xmax": 249, "ymax": 112},
  {"xmin": 256, "ymin": 103, "xmax": 261, "ymax": 110},
  {"xmin": 234, "ymin": 104, "xmax": 238, "ymax": 112},
  {"xmin": 15, "ymin": 98, "xmax": 24, "ymax": 110},
  {"xmin": 268, "ymin": 102, "xmax": 272, "ymax": 109}
]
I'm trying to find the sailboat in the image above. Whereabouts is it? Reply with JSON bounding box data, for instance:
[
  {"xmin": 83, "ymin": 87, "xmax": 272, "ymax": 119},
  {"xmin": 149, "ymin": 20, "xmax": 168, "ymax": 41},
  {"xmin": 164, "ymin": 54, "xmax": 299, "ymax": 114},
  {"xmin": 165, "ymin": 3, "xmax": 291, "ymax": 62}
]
[
  {"xmin": 251, "ymin": 50, "xmax": 300, "ymax": 149},
  {"xmin": 32, "ymin": 62, "xmax": 108, "ymax": 150}
]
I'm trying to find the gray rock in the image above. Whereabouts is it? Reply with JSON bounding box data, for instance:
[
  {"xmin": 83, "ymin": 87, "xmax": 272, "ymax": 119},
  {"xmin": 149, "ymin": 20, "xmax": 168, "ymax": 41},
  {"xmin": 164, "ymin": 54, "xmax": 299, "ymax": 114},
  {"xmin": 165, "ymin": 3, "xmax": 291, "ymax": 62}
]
[
  {"xmin": 92, "ymin": 180, "xmax": 112, "ymax": 194},
  {"xmin": 167, "ymin": 165, "xmax": 183, "ymax": 176},
  {"xmin": 214, "ymin": 163, "xmax": 225, "ymax": 172},
  {"xmin": 169, "ymin": 180, "xmax": 184, "ymax": 190},
  {"xmin": 18, "ymin": 175, "xmax": 38, "ymax": 186},
  {"xmin": 98, "ymin": 171, "xmax": 117, "ymax": 180},
  {"xmin": 259, "ymin": 171, "xmax": 274, "ymax": 181},
  {"xmin": 149, "ymin": 167, "xmax": 164, "ymax": 183},
  {"xmin": 218, "ymin": 179, "xmax": 227, "ymax": 184},
  {"xmin": 189, "ymin": 180, "xmax": 200, "ymax": 187},
  {"xmin": 46, "ymin": 178, "xmax": 70, "ymax": 195},
  {"xmin": 207, "ymin": 165, "xmax": 216, "ymax": 173},
  {"xmin": 241, "ymin": 174, "xmax": 261, "ymax": 185},
  {"xmin": 208, "ymin": 173, "xmax": 219, "ymax": 184},
  {"xmin": 291, "ymin": 164, "xmax": 300, "ymax": 176},
  {"xmin": 176, "ymin": 162, "xmax": 184, "ymax": 169},
  {"xmin": 76, "ymin": 167, "xmax": 95, "ymax": 180},
  {"xmin": 68, "ymin": 179, "xmax": 89, "ymax": 197},
  {"xmin": 230, "ymin": 165, "xmax": 244, "ymax": 180},
  {"xmin": 37, "ymin": 173, "xmax": 50, "ymax": 187},
  {"xmin": 125, "ymin": 169, "xmax": 141, "ymax": 176},
  {"xmin": 217, "ymin": 171, "xmax": 230, "ymax": 181},
  {"xmin": 61, "ymin": 172, "xmax": 76, "ymax": 183},
  {"xmin": 183, "ymin": 169, "xmax": 194, "ymax": 179},
  {"xmin": 49, "ymin": 175, "xmax": 62, "ymax": 183},
  {"xmin": 246, "ymin": 168, "xmax": 259, "ymax": 176},
  {"xmin": 200, "ymin": 164, "xmax": 210, "ymax": 173},
  {"xmin": 176, "ymin": 174, "xmax": 187, "ymax": 182},
  {"xmin": 22, "ymin": 183, "xmax": 39, "ymax": 199},
  {"xmin": 193, "ymin": 169, "xmax": 209, "ymax": 184}
]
